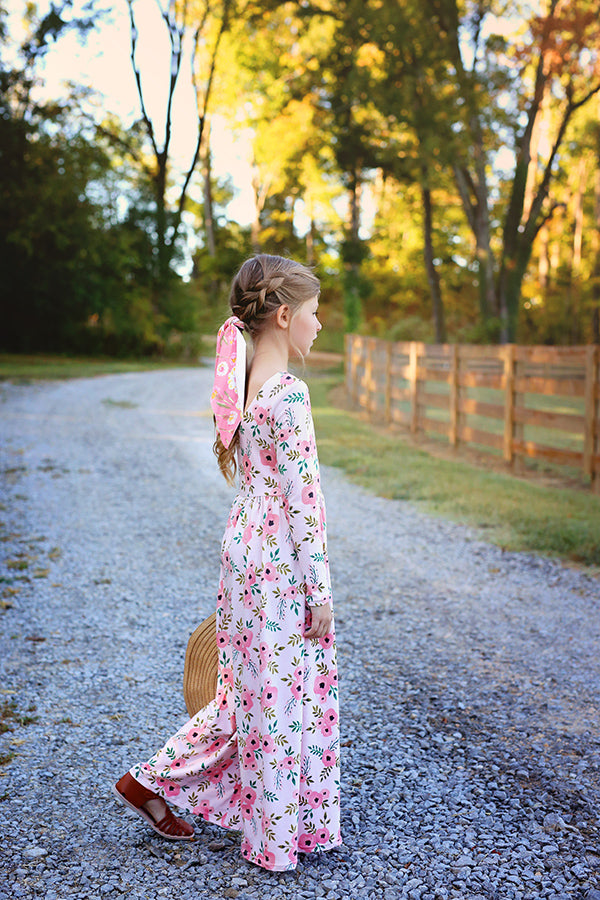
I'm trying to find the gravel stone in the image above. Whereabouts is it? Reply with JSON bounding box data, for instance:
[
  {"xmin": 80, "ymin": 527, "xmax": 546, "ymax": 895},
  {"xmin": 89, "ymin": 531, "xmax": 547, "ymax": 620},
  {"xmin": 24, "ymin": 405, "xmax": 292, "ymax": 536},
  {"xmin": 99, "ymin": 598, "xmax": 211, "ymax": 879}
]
[
  {"xmin": 1, "ymin": 369, "xmax": 600, "ymax": 900},
  {"xmin": 21, "ymin": 848, "xmax": 47, "ymax": 860}
]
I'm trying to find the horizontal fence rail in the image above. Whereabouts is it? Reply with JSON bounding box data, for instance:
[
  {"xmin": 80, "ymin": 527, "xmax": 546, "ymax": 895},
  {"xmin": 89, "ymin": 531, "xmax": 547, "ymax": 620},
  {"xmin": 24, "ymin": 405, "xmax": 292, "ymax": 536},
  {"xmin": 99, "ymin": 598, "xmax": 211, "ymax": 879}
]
[{"xmin": 345, "ymin": 335, "xmax": 600, "ymax": 491}]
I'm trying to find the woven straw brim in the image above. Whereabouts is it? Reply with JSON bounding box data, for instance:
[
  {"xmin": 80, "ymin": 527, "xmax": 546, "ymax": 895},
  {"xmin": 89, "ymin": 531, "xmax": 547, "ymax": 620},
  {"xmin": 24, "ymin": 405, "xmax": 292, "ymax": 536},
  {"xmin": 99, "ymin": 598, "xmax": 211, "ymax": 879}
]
[{"xmin": 183, "ymin": 611, "xmax": 218, "ymax": 717}]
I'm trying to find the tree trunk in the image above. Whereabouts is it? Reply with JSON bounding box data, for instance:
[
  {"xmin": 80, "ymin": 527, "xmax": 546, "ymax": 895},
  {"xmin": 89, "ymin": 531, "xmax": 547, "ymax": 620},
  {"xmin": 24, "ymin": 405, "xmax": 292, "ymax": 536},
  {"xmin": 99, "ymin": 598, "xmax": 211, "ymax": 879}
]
[
  {"xmin": 550, "ymin": 235, "xmax": 561, "ymax": 273},
  {"xmin": 202, "ymin": 119, "xmax": 216, "ymax": 258},
  {"xmin": 306, "ymin": 218, "xmax": 316, "ymax": 266},
  {"xmin": 523, "ymin": 88, "xmax": 546, "ymax": 223},
  {"xmin": 472, "ymin": 125, "xmax": 498, "ymax": 319},
  {"xmin": 593, "ymin": 167, "xmax": 600, "ymax": 344},
  {"xmin": 497, "ymin": 236, "xmax": 535, "ymax": 343},
  {"xmin": 475, "ymin": 205, "xmax": 497, "ymax": 321},
  {"xmin": 348, "ymin": 171, "xmax": 361, "ymax": 243},
  {"xmin": 538, "ymin": 223, "xmax": 549, "ymax": 289},
  {"xmin": 251, "ymin": 171, "xmax": 264, "ymax": 253},
  {"xmin": 421, "ymin": 182, "xmax": 446, "ymax": 343},
  {"xmin": 497, "ymin": 146, "xmax": 532, "ymax": 343},
  {"xmin": 251, "ymin": 212, "xmax": 261, "ymax": 254},
  {"xmin": 571, "ymin": 155, "xmax": 588, "ymax": 276},
  {"xmin": 155, "ymin": 151, "xmax": 170, "ymax": 295},
  {"xmin": 343, "ymin": 170, "xmax": 363, "ymax": 333},
  {"xmin": 453, "ymin": 163, "xmax": 496, "ymax": 322},
  {"xmin": 444, "ymin": 18, "xmax": 498, "ymax": 325}
]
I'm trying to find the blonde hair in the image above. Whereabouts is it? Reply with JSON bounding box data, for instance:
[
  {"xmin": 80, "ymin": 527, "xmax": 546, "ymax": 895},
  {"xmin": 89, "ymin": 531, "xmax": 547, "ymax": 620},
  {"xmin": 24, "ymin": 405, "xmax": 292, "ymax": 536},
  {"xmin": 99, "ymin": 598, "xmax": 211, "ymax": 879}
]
[{"xmin": 214, "ymin": 255, "xmax": 320, "ymax": 484}]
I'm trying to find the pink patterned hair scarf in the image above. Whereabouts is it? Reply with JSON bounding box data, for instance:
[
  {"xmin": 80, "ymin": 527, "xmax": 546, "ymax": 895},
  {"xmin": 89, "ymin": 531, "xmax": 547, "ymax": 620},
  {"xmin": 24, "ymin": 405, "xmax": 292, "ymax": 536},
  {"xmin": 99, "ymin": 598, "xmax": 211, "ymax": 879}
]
[{"xmin": 210, "ymin": 316, "xmax": 247, "ymax": 449}]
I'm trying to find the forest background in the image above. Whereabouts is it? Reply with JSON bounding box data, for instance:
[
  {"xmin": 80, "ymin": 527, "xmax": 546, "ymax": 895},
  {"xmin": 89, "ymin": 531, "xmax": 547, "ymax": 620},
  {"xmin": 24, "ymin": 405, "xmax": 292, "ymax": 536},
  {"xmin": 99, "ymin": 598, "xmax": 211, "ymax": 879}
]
[{"xmin": 2, "ymin": 0, "xmax": 600, "ymax": 359}]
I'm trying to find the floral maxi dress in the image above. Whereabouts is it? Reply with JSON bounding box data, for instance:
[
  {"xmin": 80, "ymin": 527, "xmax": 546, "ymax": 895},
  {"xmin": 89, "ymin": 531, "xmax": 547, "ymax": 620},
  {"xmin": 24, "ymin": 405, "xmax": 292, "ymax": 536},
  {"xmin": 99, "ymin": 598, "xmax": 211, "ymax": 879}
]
[{"xmin": 130, "ymin": 372, "xmax": 341, "ymax": 871}]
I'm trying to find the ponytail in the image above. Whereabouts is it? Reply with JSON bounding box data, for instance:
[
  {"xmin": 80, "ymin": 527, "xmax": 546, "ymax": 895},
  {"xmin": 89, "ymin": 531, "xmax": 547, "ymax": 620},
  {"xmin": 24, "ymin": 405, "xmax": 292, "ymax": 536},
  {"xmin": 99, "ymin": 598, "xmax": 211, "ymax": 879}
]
[{"xmin": 214, "ymin": 428, "xmax": 239, "ymax": 486}]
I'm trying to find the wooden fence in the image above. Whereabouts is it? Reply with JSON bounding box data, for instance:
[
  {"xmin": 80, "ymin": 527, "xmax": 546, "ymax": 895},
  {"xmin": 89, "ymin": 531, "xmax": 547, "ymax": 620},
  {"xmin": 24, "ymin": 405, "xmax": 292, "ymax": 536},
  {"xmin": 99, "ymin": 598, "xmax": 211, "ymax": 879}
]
[{"xmin": 345, "ymin": 334, "xmax": 600, "ymax": 491}]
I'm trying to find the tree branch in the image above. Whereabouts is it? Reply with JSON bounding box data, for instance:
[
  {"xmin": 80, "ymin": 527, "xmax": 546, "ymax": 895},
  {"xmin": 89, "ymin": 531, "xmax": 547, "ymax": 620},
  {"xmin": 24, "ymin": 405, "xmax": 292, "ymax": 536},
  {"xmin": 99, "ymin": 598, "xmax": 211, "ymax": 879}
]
[
  {"xmin": 452, "ymin": 163, "xmax": 478, "ymax": 233},
  {"xmin": 127, "ymin": 0, "xmax": 160, "ymax": 162},
  {"xmin": 173, "ymin": 0, "xmax": 231, "ymax": 237},
  {"xmin": 524, "ymin": 83, "xmax": 600, "ymax": 238},
  {"xmin": 531, "ymin": 200, "xmax": 566, "ymax": 240},
  {"xmin": 500, "ymin": 1, "xmax": 559, "ymax": 253},
  {"xmin": 570, "ymin": 78, "xmax": 600, "ymax": 114},
  {"xmin": 157, "ymin": 0, "xmax": 184, "ymax": 163},
  {"xmin": 86, "ymin": 116, "xmax": 146, "ymax": 168}
]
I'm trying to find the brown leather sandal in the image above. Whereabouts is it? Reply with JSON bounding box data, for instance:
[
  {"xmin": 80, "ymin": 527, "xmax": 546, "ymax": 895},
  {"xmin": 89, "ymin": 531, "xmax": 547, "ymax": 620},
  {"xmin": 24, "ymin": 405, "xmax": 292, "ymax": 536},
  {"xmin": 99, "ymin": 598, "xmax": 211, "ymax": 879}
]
[{"xmin": 113, "ymin": 772, "xmax": 194, "ymax": 841}]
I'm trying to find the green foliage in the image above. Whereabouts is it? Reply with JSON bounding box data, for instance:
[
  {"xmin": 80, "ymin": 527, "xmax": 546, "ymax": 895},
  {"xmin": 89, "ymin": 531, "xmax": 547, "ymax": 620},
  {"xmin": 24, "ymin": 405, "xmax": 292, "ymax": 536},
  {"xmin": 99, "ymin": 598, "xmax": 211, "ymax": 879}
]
[
  {"xmin": 387, "ymin": 315, "xmax": 435, "ymax": 344},
  {"xmin": 0, "ymin": 111, "xmax": 161, "ymax": 355},
  {"xmin": 343, "ymin": 285, "xmax": 362, "ymax": 334},
  {"xmin": 191, "ymin": 218, "xmax": 254, "ymax": 320},
  {"xmin": 454, "ymin": 317, "xmax": 503, "ymax": 346},
  {"xmin": 0, "ymin": 6, "xmax": 159, "ymax": 355},
  {"xmin": 340, "ymin": 235, "xmax": 372, "ymax": 331},
  {"xmin": 340, "ymin": 237, "xmax": 369, "ymax": 268}
]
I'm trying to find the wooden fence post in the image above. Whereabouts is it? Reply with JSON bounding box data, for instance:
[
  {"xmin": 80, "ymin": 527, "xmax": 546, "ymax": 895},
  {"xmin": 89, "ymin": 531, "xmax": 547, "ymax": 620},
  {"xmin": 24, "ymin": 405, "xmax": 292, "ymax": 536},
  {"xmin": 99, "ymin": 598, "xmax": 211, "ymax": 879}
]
[
  {"xmin": 503, "ymin": 344, "xmax": 516, "ymax": 465},
  {"xmin": 384, "ymin": 340, "xmax": 393, "ymax": 423},
  {"xmin": 409, "ymin": 342, "xmax": 419, "ymax": 434},
  {"xmin": 347, "ymin": 334, "xmax": 356, "ymax": 407},
  {"xmin": 449, "ymin": 344, "xmax": 459, "ymax": 447},
  {"xmin": 584, "ymin": 344, "xmax": 599, "ymax": 489},
  {"xmin": 345, "ymin": 333, "xmax": 353, "ymax": 399},
  {"xmin": 365, "ymin": 337, "xmax": 373, "ymax": 414},
  {"xmin": 352, "ymin": 335, "xmax": 361, "ymax": 408}
]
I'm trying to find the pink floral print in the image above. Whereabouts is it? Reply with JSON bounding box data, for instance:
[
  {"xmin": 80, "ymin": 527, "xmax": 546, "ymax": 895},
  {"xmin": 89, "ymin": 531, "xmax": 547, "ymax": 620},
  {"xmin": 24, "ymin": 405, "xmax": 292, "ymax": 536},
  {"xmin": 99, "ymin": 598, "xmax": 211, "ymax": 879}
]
[{"xmin": 130, "ymin": 373, "xmax": 341, "ymax": 872}]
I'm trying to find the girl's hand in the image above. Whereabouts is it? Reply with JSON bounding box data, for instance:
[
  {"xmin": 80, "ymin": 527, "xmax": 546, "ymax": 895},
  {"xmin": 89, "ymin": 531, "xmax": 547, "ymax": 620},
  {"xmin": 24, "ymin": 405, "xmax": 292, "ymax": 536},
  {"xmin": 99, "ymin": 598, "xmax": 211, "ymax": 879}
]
[{"xmin": 305, "ymin": 603, "xmax": 333, "ymax": 639}]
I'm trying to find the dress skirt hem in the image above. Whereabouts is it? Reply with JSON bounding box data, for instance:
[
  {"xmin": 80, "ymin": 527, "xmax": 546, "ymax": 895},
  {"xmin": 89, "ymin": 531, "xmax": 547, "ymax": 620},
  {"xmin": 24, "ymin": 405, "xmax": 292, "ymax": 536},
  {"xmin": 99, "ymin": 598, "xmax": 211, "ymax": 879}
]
[{"xmin": 131, "ymin": 768, "xmax": 342, "ymax": 872}]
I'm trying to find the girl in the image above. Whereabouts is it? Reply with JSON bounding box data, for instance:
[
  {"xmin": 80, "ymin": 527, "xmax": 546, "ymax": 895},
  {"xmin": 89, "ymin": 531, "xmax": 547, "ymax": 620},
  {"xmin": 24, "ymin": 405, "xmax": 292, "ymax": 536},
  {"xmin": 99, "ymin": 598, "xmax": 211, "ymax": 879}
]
[{"xmin": 114, "ymin": 255, "xmax": 341, "ymax": 872}]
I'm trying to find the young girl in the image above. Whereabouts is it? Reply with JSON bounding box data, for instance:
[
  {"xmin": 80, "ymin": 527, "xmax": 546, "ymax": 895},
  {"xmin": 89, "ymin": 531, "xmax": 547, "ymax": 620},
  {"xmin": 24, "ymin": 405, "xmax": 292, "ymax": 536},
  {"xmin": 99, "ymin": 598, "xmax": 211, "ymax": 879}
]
[{"xmin": 114, "ymin": 254, "xmax": 341, "ymax": 872}]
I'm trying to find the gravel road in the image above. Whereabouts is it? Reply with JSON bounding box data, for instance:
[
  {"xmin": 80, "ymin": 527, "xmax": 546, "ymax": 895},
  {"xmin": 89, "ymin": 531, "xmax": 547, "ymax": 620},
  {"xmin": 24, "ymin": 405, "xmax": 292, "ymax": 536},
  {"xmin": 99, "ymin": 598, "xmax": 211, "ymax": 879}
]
[{"xmin": 1, "ymin": 367, "xmax": 600, "ymax": 900}]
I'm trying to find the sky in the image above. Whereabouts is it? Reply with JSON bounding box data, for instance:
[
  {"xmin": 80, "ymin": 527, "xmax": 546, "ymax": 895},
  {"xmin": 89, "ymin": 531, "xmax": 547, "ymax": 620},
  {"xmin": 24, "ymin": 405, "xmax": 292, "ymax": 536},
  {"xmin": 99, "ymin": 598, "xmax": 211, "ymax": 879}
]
[
  {"xmin": 8, "ymin": 0, "xmax": 537, "ymax": 239},
  {"xmin": 11, "ymin": 0, "xmax": 258, "ymax": 225},
  {"xmin": 8, "ymin": 0, "xmax": 370, "ymax": 242}
]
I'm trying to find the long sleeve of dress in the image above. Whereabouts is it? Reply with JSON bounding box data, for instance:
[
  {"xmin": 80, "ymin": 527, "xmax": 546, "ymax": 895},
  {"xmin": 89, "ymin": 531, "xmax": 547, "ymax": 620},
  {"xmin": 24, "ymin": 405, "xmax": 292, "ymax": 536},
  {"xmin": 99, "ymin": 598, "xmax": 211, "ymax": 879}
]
[{"xmin": 270, "ymin": 377, "xmax": 332, "ymax": 607}]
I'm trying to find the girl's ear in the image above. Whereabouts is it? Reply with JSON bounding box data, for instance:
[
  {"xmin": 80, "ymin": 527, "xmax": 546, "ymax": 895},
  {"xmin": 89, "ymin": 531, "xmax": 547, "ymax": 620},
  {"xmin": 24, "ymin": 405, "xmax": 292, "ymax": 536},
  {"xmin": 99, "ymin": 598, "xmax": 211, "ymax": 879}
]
[{"xmin": 275, "ymin": 305, "xmax": 290, "ymax": 330}]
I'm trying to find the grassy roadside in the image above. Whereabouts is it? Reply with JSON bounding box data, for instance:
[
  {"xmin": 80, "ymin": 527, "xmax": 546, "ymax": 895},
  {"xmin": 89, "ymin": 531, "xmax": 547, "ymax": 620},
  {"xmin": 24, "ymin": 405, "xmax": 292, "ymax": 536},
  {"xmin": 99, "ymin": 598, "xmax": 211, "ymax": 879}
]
[
  {"xmin": 308, "ymin": 373, "xmax": 600, "ymax": 572},
  {"xmin": 0, "ymin": 353, "xmax": 202, "ymax": 382}
]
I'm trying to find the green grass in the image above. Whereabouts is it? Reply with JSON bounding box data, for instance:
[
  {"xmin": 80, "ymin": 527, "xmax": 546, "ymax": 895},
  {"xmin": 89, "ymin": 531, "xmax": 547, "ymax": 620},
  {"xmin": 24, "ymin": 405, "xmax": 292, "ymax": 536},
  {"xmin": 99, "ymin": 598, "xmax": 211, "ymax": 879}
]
[
  {"xmin": 388, "ymin": 378, "xmax": 585, "ymax": 451},
  {"xmin": 0, "ymin": 353, "xmax": 203, "ymax": 382},
  {"xmin": 308, "ymin": 374, "xmax": 600, "ymax": 570},
  {"xmin": 368, "ymin": 375, "xmax": 586, "ymax": 483}
]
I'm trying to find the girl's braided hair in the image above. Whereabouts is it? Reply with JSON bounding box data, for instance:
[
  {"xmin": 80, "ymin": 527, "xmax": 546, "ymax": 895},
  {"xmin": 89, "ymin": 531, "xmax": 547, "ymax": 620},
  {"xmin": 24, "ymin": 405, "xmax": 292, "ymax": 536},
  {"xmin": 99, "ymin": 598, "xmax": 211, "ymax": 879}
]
[
  {"xmin": 230, "ymin": 255, "xmax": 319, "ymax": 337},
  {"xmin": 214, "ymin": 254, "xmax": 320, "ymax": 484}
]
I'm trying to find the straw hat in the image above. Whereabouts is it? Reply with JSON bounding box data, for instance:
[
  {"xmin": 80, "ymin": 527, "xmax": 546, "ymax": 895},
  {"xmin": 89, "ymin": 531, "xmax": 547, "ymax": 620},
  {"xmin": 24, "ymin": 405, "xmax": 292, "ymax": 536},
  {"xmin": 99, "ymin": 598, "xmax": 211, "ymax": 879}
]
[{"xmin": 183, "ymin": 611, "xmax": 219, "ymax": 717}]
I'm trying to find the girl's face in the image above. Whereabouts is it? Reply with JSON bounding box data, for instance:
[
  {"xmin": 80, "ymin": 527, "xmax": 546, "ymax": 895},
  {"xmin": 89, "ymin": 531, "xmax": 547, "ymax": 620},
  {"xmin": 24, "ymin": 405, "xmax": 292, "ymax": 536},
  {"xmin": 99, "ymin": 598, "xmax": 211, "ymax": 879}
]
[{"xmin": 289, "ymin": 295, "xmax": 322, "ymax": 358}]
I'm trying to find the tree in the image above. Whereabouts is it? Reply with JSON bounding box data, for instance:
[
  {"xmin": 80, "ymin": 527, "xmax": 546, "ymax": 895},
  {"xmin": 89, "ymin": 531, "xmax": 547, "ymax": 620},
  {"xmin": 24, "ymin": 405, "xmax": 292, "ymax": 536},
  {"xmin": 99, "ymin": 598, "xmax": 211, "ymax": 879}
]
[
  {"xmin": 216, "ymin": 2, "xmax": 343, "ymax": 260},
  {"xmin": 0, "ymin": 2, "xmax": 169, "ymax": 354},
  {"xmin": 521, "ymin": 93, "xmax": 600, "ymax": 344},
  {"xmin": 353, "ymin": 0, "xmax": 455, "ymax": 342},
  {"xmin": 437, "ymin": 0, "xmax": 600, "ymax": 340},
  {"xmin": 125, "ymin": 0, "xmax": 232, "ymax": 298},
  {"xmin": 268, "ymin": 0, "xmax": 455, "ymax": 339}
]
